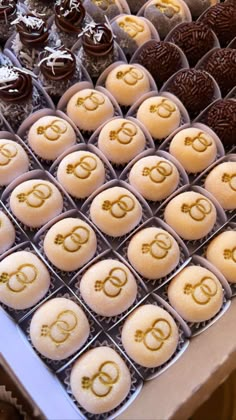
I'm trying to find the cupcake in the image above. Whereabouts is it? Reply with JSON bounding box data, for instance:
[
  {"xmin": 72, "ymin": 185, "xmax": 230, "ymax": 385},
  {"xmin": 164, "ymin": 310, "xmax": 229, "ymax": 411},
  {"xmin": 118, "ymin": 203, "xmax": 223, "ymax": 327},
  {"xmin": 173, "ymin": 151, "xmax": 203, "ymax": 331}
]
[
  {"xmin": 164, "ymin": 191, "xmax": 217, "ymax": 240},
  {"xmin": 75, "ymin": 21, "xmax": 120, "ymax": 81},
  {"xmin": 144, "ymin": 0, "xmax": 190, "ymax": 40},
  {"xmin": 24, "ymin": 0, "xmax": 55, "ymax": 20},
  {"xmin": 11, "ymin": 13, "xmax": 50, "ymax": 71},
  {"xmin": 168, "ymin": 265, "xmax": 223, "ymax": 322},
  {"xmin": 0, "ymin": 211, "xmax": 15, "ymax": 255},
  {"xmin": 0, "ymin": 139, "xmax": 29, "ymax": 186},
  {"xmin": 169, "ymin": 127, "xmax": 217, "ymax": 173},
  {"xmin": 206, "ymin": 230, "xmax": 236, "ymax": 284},
  {"xmin": 0, "ymin": 0, "xmax": 17, "ymax": 44},
  {"xmin": 38, "ymin": 47, "xmax": 82, "ymax": 104},
  {"xmin": 82, "ymin": 0, "xmax": 124, "ymax": 23},
  {"xmin": 204, "ymin": 162, "xmax": 236, "ymax": 210},
  {"xmin": 183, "ymin": 0, "xmax": 219, "ymax": 20},
  {"xmin": 127, "ymin": 227, "xmax": 180, "ymax": 280},
  {"xmin": 105, "ymin": 64, "xmax": 151, "ymax": 107}
]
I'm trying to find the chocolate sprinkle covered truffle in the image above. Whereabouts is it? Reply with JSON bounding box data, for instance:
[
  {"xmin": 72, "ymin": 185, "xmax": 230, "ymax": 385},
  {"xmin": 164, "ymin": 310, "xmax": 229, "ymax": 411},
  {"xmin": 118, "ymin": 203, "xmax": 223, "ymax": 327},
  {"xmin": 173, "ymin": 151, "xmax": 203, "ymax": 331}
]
[
  {"xmin": 182, "ymin": 0, "xmax": 219, "ymax": 20},
  {"xmin": 200, "ymin": 99, "xmax": 236, "ymax": 148},
  {"xmin": 167, "ymin": 21, "xmax": 216, "ymax": 67},
  {"xmin": 165, "ymin": 69, "xmax": 217, "ymax": 119},
  {"xmin": 133, "ymin": 40, "xmax": 187, "ymax": 90},
  {"xmin": 198, "ymin": 2, "xmax": 236, "ymax": 47},
  {"xmin": 199, "ymin": 48, "xmax": 236, "ymax": 97}
]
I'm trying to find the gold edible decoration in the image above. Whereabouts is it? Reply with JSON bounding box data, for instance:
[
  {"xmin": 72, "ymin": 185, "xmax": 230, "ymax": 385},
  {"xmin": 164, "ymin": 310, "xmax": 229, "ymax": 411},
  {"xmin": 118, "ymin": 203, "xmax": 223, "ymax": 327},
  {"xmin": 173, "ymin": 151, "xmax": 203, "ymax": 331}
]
[
  {"xmin": 222, "ymin": 173, "xmax": 236, "ymax": 191},
  {"xmin": 54, "ymin": 226, "xmax": 90, "ymax": 253},
  {"xmin": 142, "ymin": 160, "xmax": 173, "ymax": 183},
  {"xmin": 154, "ymin": 0, "xmax": 180, "ymax": 14},
  {"xmin": 81, "ymin": 361, "xmax": 120, "ymax": 397},
  {"xmin": 142, "ymin": 232, "xmax": 172, "ymax": 259},
  {"xmin": 0, "ymin": 143, "xmax": 18, "ymax": 166},
  {"xmin": 134, "ymin": 318, "xmax": 172, "ymax": 351},
  {"xmin": 184, "ymin": 276, "xmax": 218, "ymax": 305},
  {"xmin": 109, "ymin": 122, "xmax": 137, "ymax": 145},
  {"xmin": 17, "ymin": 183, "xmax": 52, "ymax": 208},
  {"xmin": 184, "ymin": 132, "xmax": 213, "ymax": 152},
  {"xmin": 37, "ymin": 119, "xmax": 68, "ymax": 141},
  {"xmin": 40, "ymin": 310, "xmax": 78, "ymax": 346},
  {"xmin": 102, "ymin": 194, "xmax": 135, "ymax": 218},
  {"xmin": 224, "ymin": 247, "xmax": 236, "ymax": 263},
  {"xmin": 76, "ymin": 92, "xmax": 105, "ymax": 111},
  {"xmin": 66, "ymin": 155, "xmax": 97, "ymax": 179},
  {"xmin": 181, "ymin": 198, "xmax": 212, "ymax": 221},
  {"xmin": 0, "ymin": 264, "xmax": 37, "ymax": 293},
  {"xmin": 118, "ymin": 17, "xmax": 144, "ymax": 38},
  {"xmin": 116, "ymin": 67, "xmax": 144, "ymax": 86},
  {"xmin": 150, "ymin": 99, "xmax": 176, "ymax": 118},
  {"xmin": 95, "ymin": 267, "xmax": 128, "ymax": 297}
]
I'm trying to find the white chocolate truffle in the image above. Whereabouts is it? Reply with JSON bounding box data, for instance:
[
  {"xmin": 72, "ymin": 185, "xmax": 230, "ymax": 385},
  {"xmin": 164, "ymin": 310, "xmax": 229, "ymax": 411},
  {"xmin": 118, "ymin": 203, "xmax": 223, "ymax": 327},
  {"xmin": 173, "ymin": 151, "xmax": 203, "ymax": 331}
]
[
  {"xmin": 30, "ymin": 297, "xmax": 90, "ymax": 360},
  {"xmin": 0, "ymin": 251, "xmax": 50, "ymax": 310},
  {"xmin": 70, "ymin": 346, "xmax": 131, "ymax": 415},
  {"xmin": 115, "ymin": 15, "xmax": 152, "ymax": 47},
  {"xmin": 57, "ymin": 151, "xmax": 106, "ymax": 199},
  {"xmin": 0, "ymin": 139, "xmax": 29, "ymax": 186},
  {"xmin": 121, "ymin": 304, "xmax": 179, "ymax": 368},
  {"xmin": 0, "ymin": 211, "xmax": 15, "ymax": 254},
  {"xmin": 169, "ymin": 127, "xmax": 217, "ymax": 173},
  {"xmin": 168, "ymin": 265, "xmax": 224, "ymax": 322},
  {"xmin": 27, "ymin": 116, "xmax": 77, "ymax": 161},
  {"xmin": 90, "ymin": 186, "xmax": 142, "ymax": 237},
  {"xmin": 137, "ymin": 96, "xmax": 181, "ymax": 140},
  {"xmin": 10, "ymin": 179, "xmax": 63, "ymax": 228},
  {"xmin": 80, "ymin": 259, "xmax": 137, "ymax": 316},
  {"xmin": 98, "ymin": 118, "xmax": 146, "ymax": 164},
  {"xmin": 105, "ymin": 64, "xmax": 151, "ymax": 107},
  {"xmin": 43, "ymin": 217, "xmax": 97, "ymax": 272},
  {"xmin": 204, "ymin": 162, "xmax": 236, "ymax": 210},
  {"xmin": 67, "ymin": 89, "xmax": 114, "ymax": 132},
  {"xmin": 127, "ymin": 227, "xmax": 180, "ymax": 280},
  {"xmin": 206, "ymin": 230, "xmax": 236, "ymax": 284},
  {"xmin": 129, "ymin": 156, "xmax": 179, "ymax": 201},
  {"xmin": 164, "ymin": 191, "xmax": 217, "ymax": 240}
]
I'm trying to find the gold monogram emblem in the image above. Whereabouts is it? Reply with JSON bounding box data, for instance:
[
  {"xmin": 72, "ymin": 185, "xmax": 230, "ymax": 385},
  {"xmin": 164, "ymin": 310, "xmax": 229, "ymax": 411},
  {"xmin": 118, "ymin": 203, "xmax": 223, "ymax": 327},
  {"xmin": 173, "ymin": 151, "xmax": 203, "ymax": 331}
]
[
  {"xmin": 40, "ymin": 310, "xmax": 78, "ymax": 346},
  {"xmin": 224, "ymin": 247, "xmax": 236, "ymax": 263},
  {"xmin": 184, "ymin": 132, "xmax": 213, "ymax": 152},
  {"xmin": 222, "ymin": 173, "xmax": 236, "ymax": 191},
  {"xmin": 150, "ymin": 99, "xmax": 176, "ymax": 118},
  {"xmin": 92, "ymin": 0, "xmax": 114, "ymax": 10},
  {"xmin": 181, "ymin": 198, "xmax": 212, "ymax": 221},
  {"xmin": 0, "ymin": 143, "xmax": 18, "ymax": 166},
  {"xmin": 54, "ymin": 226, "xmax": 90, "ymax": 253},
  {"xmin": 135, "ymin": 318, "xmax": 172, "ymax": 351},
  {"xmin": 37, "ymin": 119, "xmax": 68, "ymax": 141},
  {"xmin": 118, "ymin": 17, "xmax": 144, "ymax": 38},
  {"xmin": 109, "ymin": 122, "xmax": 137, "ymax": 145},
  {"xmin": 116, "ymin": 67, "xmax": 144, "ymax": 86},
  {"xmin": 102, "ymin": 195, "xmax": 135, "ymax": 218},
  {"xmin": 81, "ymin": 361, "xmax": 119, "ymax": 397},
  {"xmin": 17, "ymin": 183, "xmax": 52, "ymax": 208},
  {"xmin": 76, "ymin": 92, "xmax": 105, "ymax": 111},
  {"xmin": 184, "ymin": 277, "xmax": 218, "ymax": 305},
  {"xmin": 142, "ymin": 160, "xmax": 173, "ymax": 183},
  {"xmin": 66, "ymin": 155, "xmax": 97, "ymax": 179},
  {"xmin": 142, "ymin": 232, "xmax": 172, "ymax": 259},
  {"xmin": 0, "ymin": 264, "xmax": 38, "ymax": 293},
  {"xmin": 154, "ymin": 0, "xmax": 180, "ymax": 14},
  {"xmin": 95, "ymin": 267, "xmax": 128, "ymax": 298}
]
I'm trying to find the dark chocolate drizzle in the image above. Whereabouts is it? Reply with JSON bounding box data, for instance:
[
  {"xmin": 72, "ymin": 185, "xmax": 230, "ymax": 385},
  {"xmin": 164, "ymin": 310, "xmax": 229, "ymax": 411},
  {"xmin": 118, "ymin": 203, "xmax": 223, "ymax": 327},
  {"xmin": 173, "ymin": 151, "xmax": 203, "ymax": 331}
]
[
  {"xmin": 15, "ymin": 14, "xmax": 49, "ymax": 49},
  {"xmin": 55, "ymin": 0, "xmax": 85, "ymax": 34},
  {"xmin": 82, "ymin": 23, "xmax": 113, "ymax": 56},
  {"xmin": 39, "ymin": 48, "xmax": 76, "ymax": 81},
  {"xmin": 0, "ymin": 0, "xmax": 17, "ymax": 22},
  {"xmin": 0, "ymin": 68, "xmax": 33, "ymax": 103}
]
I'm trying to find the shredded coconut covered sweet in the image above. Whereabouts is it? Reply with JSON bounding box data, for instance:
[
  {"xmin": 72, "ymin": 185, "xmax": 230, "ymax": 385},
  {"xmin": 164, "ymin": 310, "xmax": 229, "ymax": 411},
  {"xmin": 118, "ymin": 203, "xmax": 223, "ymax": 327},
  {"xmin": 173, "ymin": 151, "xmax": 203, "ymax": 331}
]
[
  {"xmin": 11, "ymin": 13, "xmax": 44, "ymax": 29},
  {"xmin": 39, "ymin": 47, "xmax": 74, "ymax": 74}
]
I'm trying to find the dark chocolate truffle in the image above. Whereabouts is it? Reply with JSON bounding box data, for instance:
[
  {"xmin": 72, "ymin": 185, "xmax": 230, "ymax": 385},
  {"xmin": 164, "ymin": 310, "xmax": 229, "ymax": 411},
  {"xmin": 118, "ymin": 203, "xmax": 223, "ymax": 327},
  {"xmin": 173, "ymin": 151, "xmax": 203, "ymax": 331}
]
[
  {"xmin": 199, "ymin": 48, "xmax": 236, "ymax": 97},
  {"xmin": 0, "ymin": 401, "xmax": 22, "ymax": 420},
  {"xmin": 133, "ymin": 40, "xmax": 187, "ymax": 89},
  {"xmin": 165, "ymin": 69, "xmax": 217, "ymax": 119},
  {"xmin": 198, "ymin": 3, "xmax": 236, "ymax": 47},
  {"xmin": 182, "ymin": 0, "xmax": 219, "ymax": 20},
  {"xmin": 0, "ymin": 0, "xmax": 17, "ymax": 43},
  {"xmin": 55, "ymin": 0, "xmax": 86, "ymax": 34},
  {"xmin": 199, "ymin": 99, "xmax": 236, "ymax": 148},
  {"xmin": 167, "ymin": 21, "xmax": 217, "ymax": 67}
]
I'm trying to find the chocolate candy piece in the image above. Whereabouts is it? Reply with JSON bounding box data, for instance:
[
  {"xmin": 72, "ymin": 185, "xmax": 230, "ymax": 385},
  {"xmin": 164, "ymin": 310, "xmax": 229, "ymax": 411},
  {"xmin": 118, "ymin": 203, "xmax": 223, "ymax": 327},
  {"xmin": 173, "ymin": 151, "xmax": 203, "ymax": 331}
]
[
  {"xmin": 0, "ymin": 67, "xmax": 33, "ymax": 104},
  {"xmin": 182, "ymin": 0, "xmax": 219, "ymax": 20},
  {"xmin": 165, "ymin": 69, "xmax": 216, "ymax": 119},
  {"xmin": 198, "ymin": 3, "xmax": 236, "ymax": 47},
  {"xmin": 199, "ymin": 48, "xmax": 236, "ymax": 97},
  {"xmin": 55, "ymin": 0, "xmax": 85, "ymax": 34},
  {"xmin": 199, "ymin": 99, "xmax": 236, "ymax": 148},
  {"xmin": 133, "ymin": 40, "xmax": 187, "ymax": 89},
  {"xmin": 167, "ymin": 21, "xmax": 216, "ymax": 67},
  {"xmin": 39, "ymin": 47, "xmax": 76, "ymax": 81},
  {"xmin": 14, "ymin": 13, "xmax": 49, "ymax": 49},
  {"xmin": 82, "ymin": 23, "xmax": 113, "ymax": 56},
  {"xmin": 0, "ymin": 401, "xmax": 21, "ymax": 420}
]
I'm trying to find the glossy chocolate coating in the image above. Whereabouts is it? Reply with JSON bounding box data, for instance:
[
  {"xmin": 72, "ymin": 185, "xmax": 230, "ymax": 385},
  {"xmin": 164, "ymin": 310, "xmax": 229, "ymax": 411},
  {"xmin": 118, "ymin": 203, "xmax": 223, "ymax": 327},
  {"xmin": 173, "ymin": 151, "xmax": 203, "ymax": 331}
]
[
  {"xmin": 39, "ymin": 48, "xmax": 76, "ymax": 81},
  {"xmin": 16, "ymin": 14, "xmax": 49, "ymax": 49},
  {"xmin": 82, "ymin": 23, "xmax": 113, "ymax": 56},
  {"xmin": 0, "ymin": 0, "xmax": 17, "ymax": 22},
  {"xmin": 55, "ymin": 0, "xmax": 85, "ymax": 34},
  {"xmin": 0, "ymin": 69, "xmax": 33, "ymax": 104}
]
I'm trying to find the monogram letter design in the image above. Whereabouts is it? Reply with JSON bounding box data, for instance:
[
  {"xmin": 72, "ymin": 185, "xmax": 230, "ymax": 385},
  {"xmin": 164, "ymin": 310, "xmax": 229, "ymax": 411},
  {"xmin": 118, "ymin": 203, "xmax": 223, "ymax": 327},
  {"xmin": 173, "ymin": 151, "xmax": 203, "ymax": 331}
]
[
  {"xmin": 142, "ymin": 232, "xmax": 172, "ymax": 259},
  {"xmin": 82, "ymin": 361, "xmax": 119, "ymax": 397},
  {"xmin": 155, "ymin": 0, "xmax": 180, "ymax": 14},
  {"xmin": 54, "ymin": 226, "xmax": 90, "ymax": 253},
  {"xmin": 37, "ymin": 119, "xmax": 67, "ymax": 141},
  {"xmin": 116, "ymin": 67, "xmax": 144, "ymax": 85},
  {"xmin": 109, "ymin": 122, "xmax": 137, "ymax": 145},
  {"xmin": 181, "ymin": 198, "xmax": 212, "ymax": 221},
  {"xmin": 40, "ymin": 310, "xmax": 78, "ymax": 346},
  {"xmin": 150, "ymin": 99, "xmax": 176, "ymax": 118},
  {"xmin": 76, "ymin": 92, "xmax": 105, "ymax": 111},
  {"xmin": 102, "ymin": 195, "xmax": 135, "ymax": 218},
  {"xmin": 0, "ymin": 264, "xmax": 38, "ymax": 292},
  {"xmin": 224, "ymin": 247, "xmax": 236, "ymax": 263},
  {"xmin": 135, "ymin": 318, "xmax": 172, "ymax": 351},
  {"xmin": 95, "ymin": 267, "xmax": 128, "ymax": 297},
  {"xmin": 184, "ymin": 277, "xmax": 218, "ymax": 305},
  {"xmin": 184, "ymin": 132, "xmax": 213, "ymax": 152},
  {"xmin": 0, "ymin": 143, "xmax": 18, "ymax": 166},
  {"xmin": 66, "ymin": 155, "xmax": 97, "ymax": 179},
  {"xmin": 118, "ymin": 17, "xmax": 144, "ymax": 38},
  {"xmin": 142, "ymin": 160, "xmax": 173, "ymax": 183},
  {"xmin": 222, "ymin": 173, "xmax": 236, "ymax": 191}
]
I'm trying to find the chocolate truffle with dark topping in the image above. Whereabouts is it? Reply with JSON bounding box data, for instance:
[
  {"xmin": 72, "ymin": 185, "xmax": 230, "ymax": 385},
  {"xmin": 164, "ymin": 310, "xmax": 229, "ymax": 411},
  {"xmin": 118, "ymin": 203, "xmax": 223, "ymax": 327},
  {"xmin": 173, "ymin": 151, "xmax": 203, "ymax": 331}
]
[
  {"xmin": 133, "ymin": 40, "xmax": 187, "ymax": 89},
  {"xmin": 198, "ymin": 3, "xmax": 236, "ymax": 47},
  {"xmin": 0, "ymin": 0, "xmax": 17, "ymax": 44},
  {"xmin": 199, "ymin": 99, "xmax": 236, "ymax": 148},
  {"xmin": 182, "ymin": 0, "xmax": 219, "ymax": 20},
  {"xmin": 166, "ymin": 21, "xmax": 216, "ymax": 67},
  {"xmin": 165, "ymin": 69, "xmax": 217, "ymax": 119},
  {"xmin": 198, "ymin": 48, "xmax": 236, "ymax": 97},
  {"xmin": 24, "ymin": 0, "xmax": 55, "ymax": 20},
  {"xmin": 38, "ymin": 47, "xmax": 82, "ymax": 103}
]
